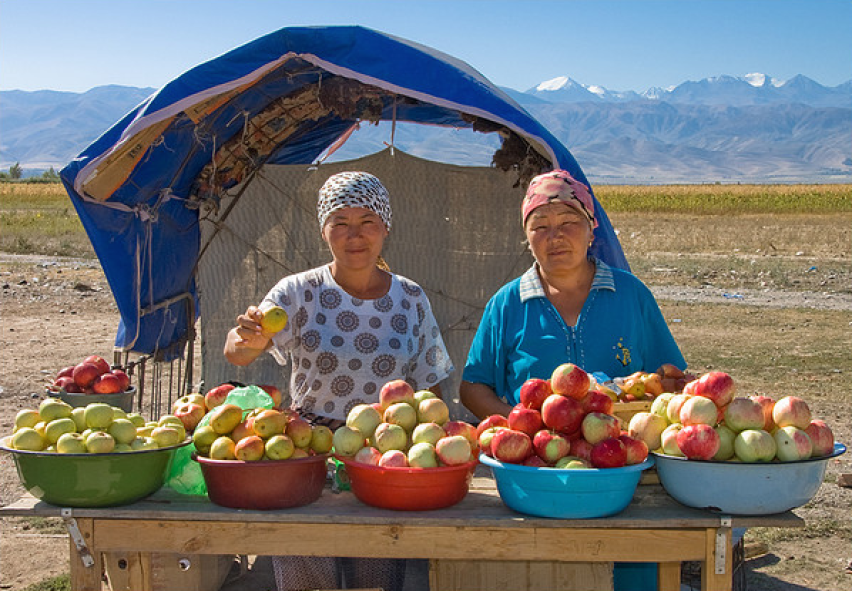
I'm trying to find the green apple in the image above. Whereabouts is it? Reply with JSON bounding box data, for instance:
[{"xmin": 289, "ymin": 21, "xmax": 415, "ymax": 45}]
[
  {"xmin": 130, "ymin": 437, "xmax": 158, "ymax": 451},
  {"xmin": 14, "ymin": 409, "xmax": 41, "ymax": 431},
  {"xmin": 209, "ymin": 436, "xmax": 236, "ymax": 460},
  {"xmin": 56, "ymin": 432, "xmax": 88, "ymax": 454},
  {"xmin": 136, "ymin": 425, "xmax": 155, "ymax": 437},
  {"xmin": 309, "ymin": 425, "xmax": 333, "ymax": 454},
  {"xmin": 150, "ymin": 426, "xmax": 182, "ymax": 448},
  {"xmin": 38, "ymin": 398, "xmax": 73, "ymax": 422},
  {"xmin": 70, "ymin": 407, "xmax": 88, "ymax": 432},
  {"xmin": 84, "ymin": 403, "xmax": 115, "ymax": 430},
  {"xmin": 156, "ymin": 417, "xmax": 186, "ymax": 440},
  {"xmin": 85, "ymin": 431, "xmax": 116, "ymax": 454},
  {"xmin": 11, "ymin": 427, "xmax": 47, "ymax": 451},
  {"xmin": 192, "ymin": 424, "xmax": 219, "ymax": 455},
  {"xmin": 113, "ymin": 443, "xmax": 133, "ymax": 452},
  {"xmin": 108, "ymin": 419, "xmax": 138, "ymax": 445},
  {"xmin": 265, "ymin": 434, "xmax": 296, "ymax": 460},
  {"xmin": 407, "ymin": 442, "xmax": 438, "ymax": 468},
  {"xmin": 413, "ymin": 389, "xmax": 438, "ymax": 404},
  {"xmin": 44, "ymin": 417, "xmax": 77, "ymax": 444},
  {"xmin": 332, "ymin": 425, "xmax": 365, "ymax": 456},
  {"xmin": 112, "ymin": 407, "xmax": 128, "ymax": 420},
  {"xmin": 126, "ymin": 413, "xmax": 146, "ymax": 428},
  {"xmin": 411, "ymin": 422, "xmax": 446, "ymax": 447}
]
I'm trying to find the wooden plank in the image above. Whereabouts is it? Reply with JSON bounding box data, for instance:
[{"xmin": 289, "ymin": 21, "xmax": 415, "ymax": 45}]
[
  {"xmin": 103, "ymin": 552, "xmax": 151, "ymax": 591},
  {"xmin": 430, "ymin": 559, "xmax": 613, "ymax": 591},
  {"xmin": 701, "ymin": 527, "xmax": 731, "ymax": 591},
  {"xmin": 657, "ymin": 562, "xmax": 681, "ymax": 591},
  {"xmin": 68, "ymin": 518, "xmax": 103, "ymax": 591}
]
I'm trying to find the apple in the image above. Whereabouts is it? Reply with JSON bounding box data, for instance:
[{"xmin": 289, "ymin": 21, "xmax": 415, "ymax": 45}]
[
  {"xmin": 519, "ymin": 378, "xmax": 553, "ymax": 410},
  {"xmin": 38, "ymin": 398, "xmax": 73, "ymax": 422},
  {"xmin": 126, "ymin": 412, "xmax": 146, "ymax": 428},
  {"xmin": 51, "ymin": 376, "xmax": 77, "ymax": 393},
  {"xmin": 192, "ymin": 424, "xmax": 219, "ymax": 455},
  {"xmin": 590, "ymin": 437, "xmax": 627, "ymax": 468},
  {"xmin": 687, "ymin": 372, "xmax": 736, "ymax": 408},
  {"xmin": 157, "ymin": 416, "xmax": 186, "ymax": 440},
  {"xmin": 83, "ymin": 355, "xmax": 111, "ymax": 375},
  {"xmin": 407, "ymin": 442, "xmax": 439, "ymax": 468},
  {"xmin": 540, "ymin": 394, "xmax": 584, "ymax": 434},
  {"xmin": 259, "ymin": 304, "xmax": 289, "ymax": 334},
  {"xmin": 230, "ymin": 420, "xmax": 255, "ymax": 443},
  {"xmin": 204, "ymin": 383, "xmax": 236, "ymax": 410},
  {"xmin": 580, "ymin": 412, "xmax": 620, "ymax": 445},
  {"xmin": 734, "ymin": 429, "xmax": 776, "ymax": 462},
  {"xmin": 85, "ymin": 431, "xmax": 116, "ymax": 454},
  {"xmin": 172, "ymin": 393, "xmax": 206, "ymax": 414},
  {"xmin": 416, "ymin": 398, "xmax": 450, "ymax": 425},
  {"xmin": 665, "ymin": 393, "xmax": 693, "ymax": 425},
  {"xmin": 723, "ymin": 397, "xmax": 766, "ymax": 432},
  {"xmin": 379, "ymin": 379, "xmax": 416, "ymax": 410},
  {"xmin": 532, "ymin": 430, "xmax": 571, "ymax": 463},
  {"xmin": 257, "ymin": 384, "xmax": 284, "ymax": 408},
  {"xmin": 772, "ymin": 396, "xmax": 812, "ymax": 430},
  {"xmin": 414, "ymin": 389, "xmax": 437, "ymax": 404},
  {"xmin": 56, "ymin": 365, "xmax": 76, "ymax": 379},
  {"xmin": 108, "ymin": 418, "xmax": 138, "ymax": 445},
  {"xmin": 805, "ymin": 419, "xmax": 835, "ymax": 457},
  {"xmin": 72, "ymin": 362, "xmax": 103, "ymax": 389},
  {"xmin": 252, "ymin": 409, "xmax": 287, "ymax": 438},
  {"xmin": 676, "ymin": 424, "xmax": 721, "ymax": 460},
  {"xmin": 372, "ymin": 422, "xmax": 408, "ymax": 453},
  {"xmin": 92, "ymin": 373, "xmax": 124, "ymax": 394},
  {"xmin": 346, "ymin": 404, "xmax": 383, "ymax": 440},
  {"xmin": 555, "ymin": 456, "xmax": 591, "ymax": 469},
  {"xmin": 379, "ymin": 449, "xmax": 410, "ymax": 468},
  {"xmin": 173, "ymin": 402, "xmax": 206, "ymax": 432},
  {"xmin": 42, "ymin": 417, "xmax": 76, "ymax": 444},
  {"xmin": 660, "ymin": 424, "xmax": 685, "ymax": 456},
  {"xmin": 477, "ymin": 426, "xmax": 504, "ymax": 457},
  {"xmin": 746, "ymin": 395, "xmax": 776, "ymax": 432},
  {"xmin": 442, "ymin": 421, "xmax": 478, "ymax": 449},
  {"xmin": 475, "ymin": 414, "xmax": 509, "ymax": 440},
  {"xmin": 11, "ymin": 427, "xmax": 46, "ymax": 451},
  {"xmin": 550, "ymin": 363, "xmax": 590, "ymax": 400},
  {"xmin": 490, "ymin": 428, "xmax": 532, "ymax": 464},
  {"xmin": 627, "ymin": 412, "xmax": 668, "ymax": 451},
  {"xmin": 209, "ymin": 436, "xmax": 237, "ymax": 459},
  {"xmin": 436, "ymin": 435, "xmax": 473, "ymax": 466},
  {"xmin": 411, "ymin": 422, "xmax": 446, "ymax": 446},
  {"xmin": 235, "ymin": 435, "xmax": 265, "ymax": 461},
  {"xmin": 264, "ymin": 434, "xmax": 296, "ymax": 460},
  {"xmin": 773, "ymin": 426, "xmax": 813, "ymax": 462},
  {"xmin": 507, "ymin": 405, "xmax": 544, "ymax": 438},
  {"xmin": 650, "ymin": 393, "xmax": 675, "ymax": 419},
  {"xmin": 285, "ymin": 416, "xmax": 314, "ymax": 448},
  {"xmin": 14, "ymin": 409, "xmax": 41, "ymax": 431},
  {"xmin": 111, "ymin": 369, "xmax": 131, "ymax": 392},
  {"xmin": 523, "ymin": 455, "xmax": 548, "ymax": 467},
  {"xmin": 151, "ymin": 426, "xmax": 182, "ymax": 448},
  {"xmin": 353, "ymin": 446, "xmax": 382, "ymax": 466},
  {"xmin": 581, "ymin": 391, "xmax": 614, "ymax": 416},
  {"xmin": 713, "ymin": 424, "xmax": 737, "ymax": 461},
  {"xmin": 384, "ymin": 402, "xmax": 418, "ymax": 432},
  {"xmin": 56, "ymin": 432, "xmax": 88, "ymax": 454},
  {"xmin": 290, "ymin": 448, "xmax": 310, "ymax": 459},
  {"xmin": 641, "ymin": 372, "xmax": 664, "ymax": 397},
  {"xmin": 130, "ymin": 437, "xmax": 158, "ymax": 451},
  {"xmin": 332, "ymin": 425, "xmax": 366, "ymax": 456},
  {"xmin": 679, "ymin": 396, "xmax": 720, "ymax": 426},
  {"xmin": 618, "ymin": 434, "xmax": 649, "ymax": 465},
  {"xmin": 308, "ymin": 425, "xmax": 333, "ymax": 454},
  {"xmin": 570, "ymin": 438, "xmax": 593, "ymax": 462},
  {"xmin": 208, "ymin": 403, "xmax": 244, "ymax": 435}
]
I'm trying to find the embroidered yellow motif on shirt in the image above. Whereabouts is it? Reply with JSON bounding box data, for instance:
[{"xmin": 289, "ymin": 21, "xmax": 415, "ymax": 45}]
[{"xmin": 615, "ymin": 339, "xmax": 631, "ymax": 367}]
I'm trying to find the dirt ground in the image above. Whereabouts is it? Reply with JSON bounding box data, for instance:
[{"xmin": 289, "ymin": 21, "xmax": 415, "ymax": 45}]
[{"xmin": 1, "ymin": 254, "xmax": 850, "ymax": 591}]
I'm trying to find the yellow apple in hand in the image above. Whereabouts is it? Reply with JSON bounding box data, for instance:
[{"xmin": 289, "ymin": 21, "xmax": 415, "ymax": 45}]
[{"xmin": 259, "ymin": 305, "xmax": 288, "ymax": 334}]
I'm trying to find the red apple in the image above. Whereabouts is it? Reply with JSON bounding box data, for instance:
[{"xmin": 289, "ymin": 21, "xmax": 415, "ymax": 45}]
[
  {"xmin": 379, "ymin": 379, "xmax": 415, "ymax": 410},
  {"xmin": 478, "ymin": 426, "xmax": 505, "ymax": 457},
  {"xmin": 580, "ymin": 412, "xmax": 620, "ymax": 445},
  {"xmin": 443, "ymin": 420, "xmax": 478, "ymax": 450},
  {"xmin": 83, "ymin": 355, "xmax": 111, "ymax": 375},
  {"xmin": 56, "ymin": 366, "xmax": 76, "ymax": 379},
  {"xmin": 590, "ymin": 437, "xmax": 627, "ymax": 468},
  {"xmin": 72, "ymin": 361, "xmax": 103, "ymax": 389},
  {"xmin": 804, "ymin": 419, "xmax": 835, "ymax": 457},
  {"xmin": 519, "ymin": 378, "xmax": 553, "ymax": 410},
  {"xmin": 571, "ymin": 438, "xmax": 593, "ymax": 462},
  {"xmin": 749, "ymin": 395, "xmax": 777, "ymax": 432},
  {"xmin": 475, "ymin": 414, "xmax": 509, "ymax": 440},
  {"xmin": 724, "ymin": 397, "xmax": 768, "ymax": 433},
  {"xmin": 507, "ymin": 405, "xmax": 544, "ymax": 438},
  {"xmin": 773, "ymin": 426, "xmax": 813, "ymax": 462},
  {"xmin": 676, "ymin": 424, "xmax": 721, "ymax": 460},
  {"xmin": 522, "ymin": 455, "xmax": 548, "ymax": 468},
  {"xmin": 53, "ymin": 376, "xmax": 78, "ymax": 392},
  {"xmin": 772, "ymin": 396, "xmax": 812, "ymax": 430},
  {"xmin": 490, "ymin": 428, "xmax": 532, "ymax": 464},
  {"xmin": 353, "ymin": 446, "xmax": 382, "ymax": 466},
  {"xmin": 285, "ymin": 416, "xmax": 314, "ymax": 448},
  {"xmin": 436, "ymin": 435, "xmax": 473, "ymax": 466},
  {"xmin": 550, "ymin": 363, "xmax": 590, "ymax": 400},
  {"xmin": 173, "ymin": 402, "xmax": 206, "ymax": 432},
  {"xmin": 679, "ymin": 395, "xmax": 720, "ymax": 426},
  {"xmin": 204, "ymin": 383, "xmax": 236, "ymax": 410},
  {"xmin": 92, "ymin": 373, "xmax": 124, "ymax": 394},
  {"xmin": 110, "ymin": 369, "xmax": 131, "ymax": 392},
  {"xmin": 688, "ymin": 372, "xmax": 736, "ymax": 408},
  {"xmin": 379, "ymin": 449, "xmax": 409, "ymax": 468},
  {"xmin": 258, "ymin": 384, "xmax": 284, "ymax": 408},
  {"xmin": 618, "ymin": 434, "xmax": 649, "ymax": 465},
  {"xmin": 532, "ymin": 429, "xmax": 571, "ymax": 463},
  {"xmin": 581, "ymin": 390, "xmax": 615, "ymax": 415},
  {"xmin": 234, "ymin": 435, "xmax": 265, "ymax": 461},
  {"xmin": 540, "ymin": 394, "xmax": 584, "ymax": 434}
]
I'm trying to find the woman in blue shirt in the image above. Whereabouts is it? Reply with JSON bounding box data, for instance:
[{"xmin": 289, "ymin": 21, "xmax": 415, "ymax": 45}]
[{"xmin": 460, "ymin": 169, "xmax": 685, "ymax": 422}]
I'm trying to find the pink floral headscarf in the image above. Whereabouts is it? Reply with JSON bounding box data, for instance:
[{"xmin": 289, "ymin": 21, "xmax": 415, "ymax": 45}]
[{"xmin": 522, "ymin": 170, "xmax": 597, "ymax": 229}]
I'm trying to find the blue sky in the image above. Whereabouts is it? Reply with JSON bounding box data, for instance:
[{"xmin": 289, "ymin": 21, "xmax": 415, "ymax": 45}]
[{"xmin": 1, "ymin": 0, "xmax": 850, "ymax": 93}]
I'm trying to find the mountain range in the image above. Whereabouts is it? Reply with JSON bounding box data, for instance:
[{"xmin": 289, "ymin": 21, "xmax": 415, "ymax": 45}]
[{"xmin": 1, "ymin": 73, "xmax": 850, "ymax": 183}]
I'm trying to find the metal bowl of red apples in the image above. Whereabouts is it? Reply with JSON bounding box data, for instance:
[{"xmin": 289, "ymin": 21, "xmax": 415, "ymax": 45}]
[
  {"xmin": 196, "ymin": 453, "xmax": 330, "ymax": 510},
  {"xmin": 335, "ymin": 455, "xmax": 478, "ymax": 511},
  {"xmin": 653, "ymin": 442, "xmax": 845, "ymax": 515}
]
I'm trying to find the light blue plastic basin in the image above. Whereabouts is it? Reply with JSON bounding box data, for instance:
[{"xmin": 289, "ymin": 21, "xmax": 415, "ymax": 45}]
[
  {"xmin": 652, "ymin": 442, "xmax": 846, "ymax": 515},
  {"xmin": 480, "ymin": 454, "xmax": 654, "ymax": 519}
]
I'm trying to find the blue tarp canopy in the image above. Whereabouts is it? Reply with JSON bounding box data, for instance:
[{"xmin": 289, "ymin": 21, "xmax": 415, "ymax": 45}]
[{"xmin": 60, "ymin": 25, "xmax": 627, "ymax": 358}]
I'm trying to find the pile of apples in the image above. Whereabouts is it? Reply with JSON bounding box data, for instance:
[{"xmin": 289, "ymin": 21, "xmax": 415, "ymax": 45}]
[
  {"xmin": 610, "ymin": 364, "xmax": 696, "ymax": 402},
  {"xmin": 477, "ymin": 363, "xmax": 649, "ymax": 469},
  {"xmin": 8, "ymin": 397, "xmax": 186, "ymax": 454},
  {"xmin": 332, "ymin": 379, "xmax": 476, "ymax": 468},
  {"xmin": 627, "ymin": 371, "xmax": 836, "ymax": 462},
  {"xmin": 169, "ymin": 382, "xmax": 283, "ymax": 434},
  {"xmin": 47, "ymin": 354, "xmax": 131, "ymax": 395}
]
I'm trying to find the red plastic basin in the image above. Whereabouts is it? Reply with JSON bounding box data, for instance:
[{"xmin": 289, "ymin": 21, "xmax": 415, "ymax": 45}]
[
  {"xmin": 195, "ymin": 453, "xmax": 329, "ymax": 510},
  {"xmin": 335, "ymin": 456, "xmax": 477, "ymax": 511}
]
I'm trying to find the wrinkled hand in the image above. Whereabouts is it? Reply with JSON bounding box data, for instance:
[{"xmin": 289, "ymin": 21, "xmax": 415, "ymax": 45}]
[{"xmin": 232, "ymin": 305, "xmax": 272, "ymax": 349}]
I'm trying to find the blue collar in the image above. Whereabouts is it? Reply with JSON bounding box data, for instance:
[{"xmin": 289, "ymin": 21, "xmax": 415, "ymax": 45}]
[{"xmin": 519, "ymin": 257, "xmax": 615, "ymax": 303}]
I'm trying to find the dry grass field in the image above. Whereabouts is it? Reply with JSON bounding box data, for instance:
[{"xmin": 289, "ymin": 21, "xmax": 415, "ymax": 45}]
[{"xmin": 1, "ymin": 182, "xmax": 850, "ymax": 591}]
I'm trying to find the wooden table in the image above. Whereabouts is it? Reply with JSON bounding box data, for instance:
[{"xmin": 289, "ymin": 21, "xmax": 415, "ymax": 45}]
[{"xmin": 0, "ymin": 472, "xmax": 802, "ymax": 591}]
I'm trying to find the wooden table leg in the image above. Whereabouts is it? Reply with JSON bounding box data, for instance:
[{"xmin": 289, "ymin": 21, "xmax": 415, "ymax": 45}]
[
  {"xmin": 657, "ymin": 562, "xmax": 681, "ymax": 591},
  {"xmin": 68, "ymin": 517, "xmax": 103, "ymax": 591},
  {"xmin": 701, "ymin": 527, "xmax": 732, "ymax": 591}
]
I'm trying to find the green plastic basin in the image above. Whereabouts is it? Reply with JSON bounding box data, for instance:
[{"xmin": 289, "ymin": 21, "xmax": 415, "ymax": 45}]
[{"xmin": 1, "ymin": 436, "xmax": 190, "ymax": 507}]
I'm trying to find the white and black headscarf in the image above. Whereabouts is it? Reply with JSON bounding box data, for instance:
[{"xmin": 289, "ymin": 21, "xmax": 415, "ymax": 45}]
[{"xmin": 317, "ymin": 171, "xmax": 392, "ymax": 231}]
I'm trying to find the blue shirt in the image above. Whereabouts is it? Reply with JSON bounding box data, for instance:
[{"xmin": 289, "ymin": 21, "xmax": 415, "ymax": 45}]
[{"xmin": 463, "ymin": 259, "xmax": 686, "ymax": 406}]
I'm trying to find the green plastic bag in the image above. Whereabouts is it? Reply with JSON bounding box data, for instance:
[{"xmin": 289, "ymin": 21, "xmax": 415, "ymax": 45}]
[{"xmin": 166, "ymin": 384, "xmax": 276, "ymax": 495}]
